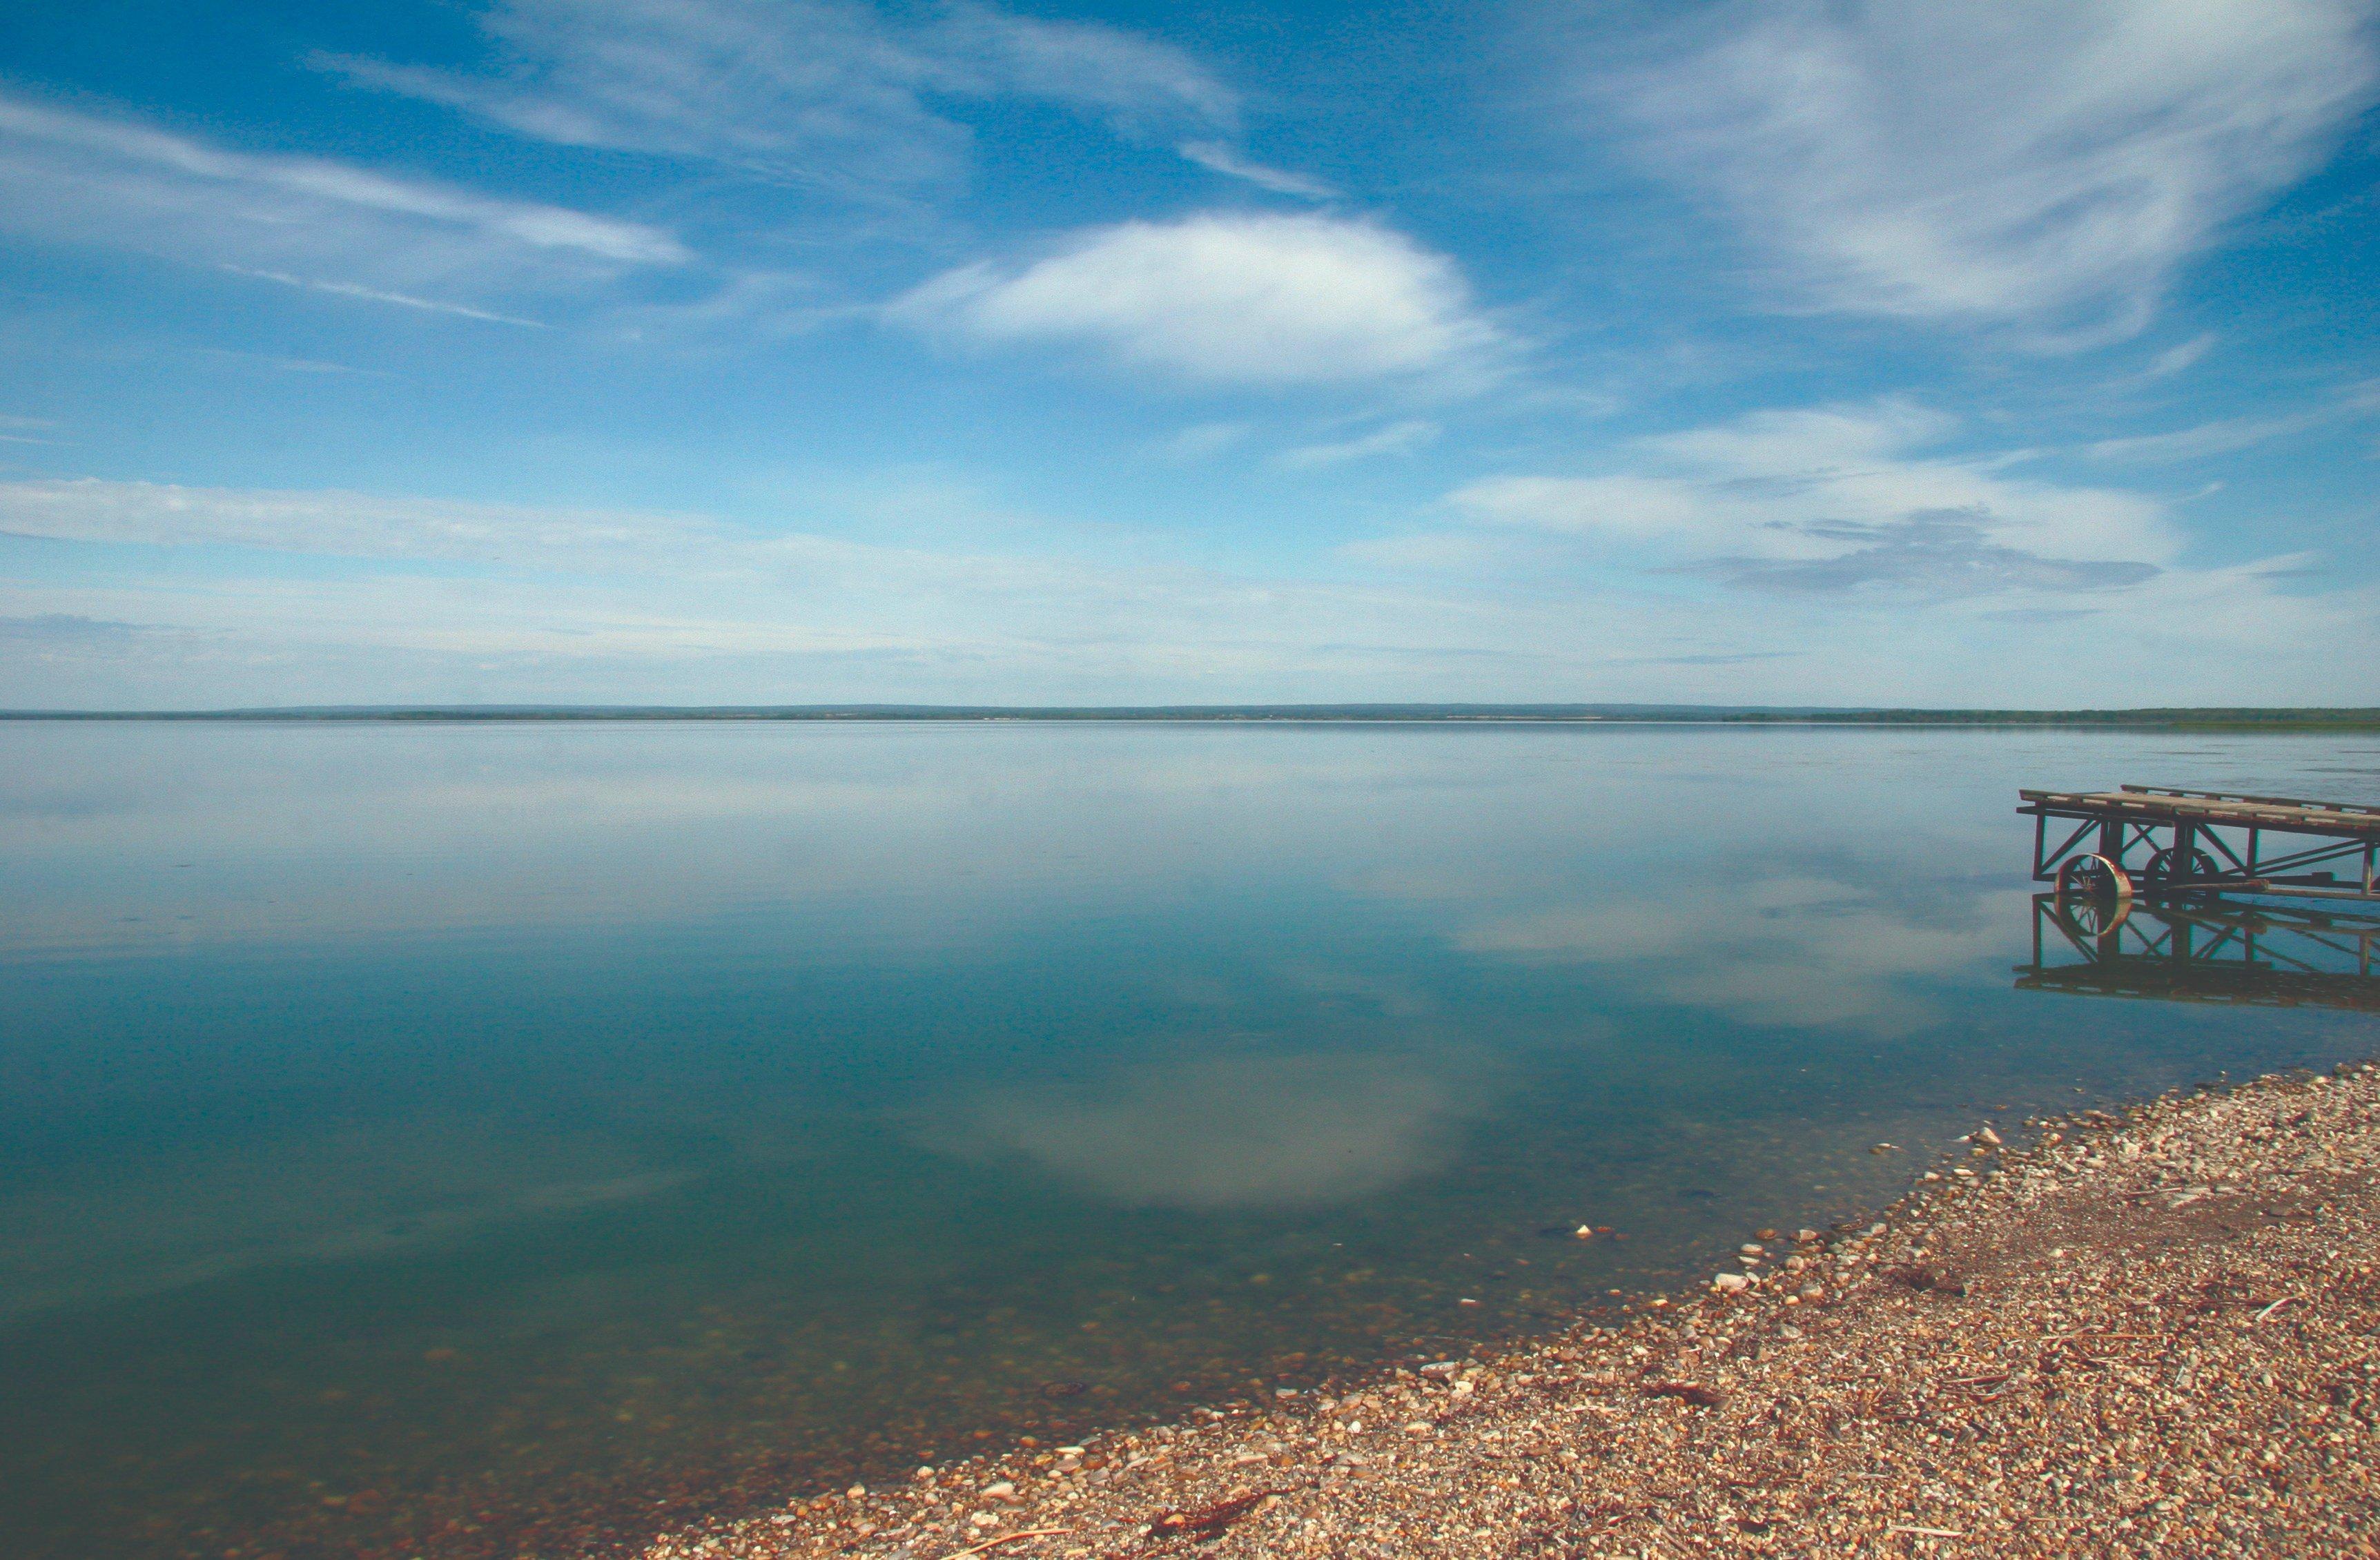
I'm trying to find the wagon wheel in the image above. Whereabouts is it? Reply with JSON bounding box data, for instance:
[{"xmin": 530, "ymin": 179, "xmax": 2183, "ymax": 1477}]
[
  {"xmin": 2140, "ymin": 846, "xmax": 2221, "ymax": 901},
  {"xmin": 2053, "ymin": 852, "xmax": 2132, "ymax": 935}
]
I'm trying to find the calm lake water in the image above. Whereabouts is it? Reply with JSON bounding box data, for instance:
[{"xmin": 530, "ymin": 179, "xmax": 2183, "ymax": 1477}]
[{"xmin": 3, "ymin": 722, "xmax": 2375, "ymax": 1559}]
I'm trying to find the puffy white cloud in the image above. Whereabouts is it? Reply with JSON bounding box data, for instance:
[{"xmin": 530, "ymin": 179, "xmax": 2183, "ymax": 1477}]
[
  {"xmin": 895, "ymin": 212, "xmax": 1498, "ymax": 384},
  {"xmin": 1607, "ymin": 0, "xmax": 2380, "ymax": 336},
  {"xmin": 0, "ymin": 91, "xmax": 684, "ymax": 310}
]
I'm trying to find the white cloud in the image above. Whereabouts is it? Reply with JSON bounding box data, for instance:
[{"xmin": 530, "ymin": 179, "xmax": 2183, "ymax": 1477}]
[
  {"xmin": 0, "ymin": 413, "xmax": 61, "ymax": 447},
  {"xmin": 2084, "ymin": 411, "xmax": 2330, "ymax": 465},
  {"xmin": 1178, "ymin": 140, "xmax": 1336, "ymax": 199},
  {"xmin": 2145, "ymin": 333, "xmax": 2219, "ymax": 378},
  {"xmin": 895, "ymin": 212, "xmax": 1498, "ymax": 384},
  {"xmin": 0, "ymin": 477, "xmax": 719, "ymax": 569},
  {"xmin": 226, "ymin": 268, "xmax": 549, "ymax": 326},
  {"xmin": 0, "ymin": 90, "xmax": 685, "ymax": 307},
  {"xmin": 936, "ymin": 1, "xmax": 1237, "ymax": 135},
  {"xmin": 1447, "ymin": 400, "xmax": 2178, "ymax": 593},
  {"xmin": 1276, "ymin": 419, "xmax": 1440, "ymax": 469},
  {"xmin": 5, "ymin": 471, "xmax": 2376, "ymax": 710},
  {"xmin": 1608, "ymin": 0, "xmax": 2380, "ymax": 336},
  {"xmin": 326, "ymin": 0, "xmax": 1236, "ymax": 193}
]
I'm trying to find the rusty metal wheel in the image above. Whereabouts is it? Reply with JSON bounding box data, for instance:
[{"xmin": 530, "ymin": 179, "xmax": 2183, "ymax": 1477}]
[
  {"xmin": 2142, "ymin": 846, "xmax": 2220, "ymax": 900},
  {"xmin": 2054, "ymin": 852, "xmax": 2133, "ymax": 933}
]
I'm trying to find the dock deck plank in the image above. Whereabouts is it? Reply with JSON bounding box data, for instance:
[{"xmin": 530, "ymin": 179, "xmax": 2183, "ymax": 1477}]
[{"xmin": 2019, "ymin": 788, "xmax": 2380, "ymax": 839}]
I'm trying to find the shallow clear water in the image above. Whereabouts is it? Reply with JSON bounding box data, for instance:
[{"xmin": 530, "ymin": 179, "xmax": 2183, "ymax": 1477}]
[{"xmin": 1, "ymin": 722, "xmax": 2374, "ymax": 1559}]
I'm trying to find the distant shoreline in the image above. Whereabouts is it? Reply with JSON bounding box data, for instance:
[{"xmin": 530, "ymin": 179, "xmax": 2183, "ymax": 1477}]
[{"xmin": 7, "ymin": 704, "xmax": 2380, "ymax": 731}]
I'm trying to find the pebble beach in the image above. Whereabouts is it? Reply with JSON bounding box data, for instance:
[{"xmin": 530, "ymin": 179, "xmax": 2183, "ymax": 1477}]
[{"xmin": 642, "ymin": 1058, "xmax": 2380, "ymax": 1559}]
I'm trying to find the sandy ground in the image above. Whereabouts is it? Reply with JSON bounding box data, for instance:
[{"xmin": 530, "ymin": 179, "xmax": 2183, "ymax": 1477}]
[{"xmin": 641, "ymin": 1060, "xmax": 2380, "ymax": 1559}]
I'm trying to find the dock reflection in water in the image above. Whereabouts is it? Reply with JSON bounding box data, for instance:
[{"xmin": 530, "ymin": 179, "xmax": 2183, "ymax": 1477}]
[{"xmin": 2018, "ymin": 893, "xmax": 2380, "ymax": 1012}]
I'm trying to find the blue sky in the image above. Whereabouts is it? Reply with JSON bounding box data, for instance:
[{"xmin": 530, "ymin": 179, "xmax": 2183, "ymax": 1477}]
[{"xmin": 1, "ymin": 0, "xmax": 2376, "ymax": 708}]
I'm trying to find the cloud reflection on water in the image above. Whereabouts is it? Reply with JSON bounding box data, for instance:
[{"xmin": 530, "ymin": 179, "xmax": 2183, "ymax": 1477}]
[
  {"xmin": 936, "ymin": 1049, "xmax": 1485, "ymax": 1209},
  {"xmin": 1454, "ymin": 877, "xmax": 2033, "ymax": 1032}
]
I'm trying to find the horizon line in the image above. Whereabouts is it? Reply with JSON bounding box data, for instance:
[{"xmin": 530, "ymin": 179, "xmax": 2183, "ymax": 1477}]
[{"xmin": 6, "ymin": 702, "xmax": 2380, "ymax": 725}]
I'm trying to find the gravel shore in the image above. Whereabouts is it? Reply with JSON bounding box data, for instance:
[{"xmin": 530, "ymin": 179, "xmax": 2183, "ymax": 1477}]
[{"xmin": 643, "ymin": 1061, "xmax": 2380, "ymax": 1559}]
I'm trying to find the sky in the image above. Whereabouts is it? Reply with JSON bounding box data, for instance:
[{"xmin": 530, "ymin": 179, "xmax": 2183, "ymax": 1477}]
[{"xmin": 0, "ymin": 0, "xmax": 2376, "ymax": 710}]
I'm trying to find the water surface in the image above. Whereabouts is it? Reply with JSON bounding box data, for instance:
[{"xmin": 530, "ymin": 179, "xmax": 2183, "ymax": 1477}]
[{"xmin": 2, "ymin": 723, "xmax": 2373, "ymax": 1558}]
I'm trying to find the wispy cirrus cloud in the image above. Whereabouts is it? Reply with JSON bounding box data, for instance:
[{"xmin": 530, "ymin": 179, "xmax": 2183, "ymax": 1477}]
[
  {"xmin": 1603, "ymin": 0, "xmax": 2380, "ymax": 339},
  {"xmin": 1276, "ymin": 419, "xmax": 1440, "ymax": 469},
  {"xmin": 0, "ymin": 90, "xmax": 685, "ymax": 313},
  {"xmin": 2145, "ymin": 333, "xmax": 2220, "ymax": 379},
  {"xmin": 935, "ymin": 1, "xmax": 1236, "ymax": 135},
  {"xmin": 225, "ymin": 268, "xmax": 551, "ymax": 326},
  {"xmin": 0, "ymin": 477, "xmax": 723, "ymax": 572},
  {"xmin": 1177, "ymin": 140, "xmax": 1336, "ymax": 199},
  {"xmin": 2083, "ymin": 411, "xmax": 2329, "ymax": 465},
  {"xmin": 325, "ymin": 0, "xmax": 1240, "ymax": 196},
  {"xmin": 894, "ymin": 212, "xmax": 1500, "ymax": 386}
]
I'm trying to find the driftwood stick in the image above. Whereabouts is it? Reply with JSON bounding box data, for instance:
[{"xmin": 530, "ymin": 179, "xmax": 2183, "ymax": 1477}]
[{"xmin": 939, "ymin": 1526, "xmax": 1077, "ymax": 1559}]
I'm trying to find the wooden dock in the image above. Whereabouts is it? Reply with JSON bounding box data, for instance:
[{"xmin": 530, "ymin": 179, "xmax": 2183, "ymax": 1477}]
[{"xmin": 2019, "ymin": 784, "xmax": 2379, "ymax": 904}]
